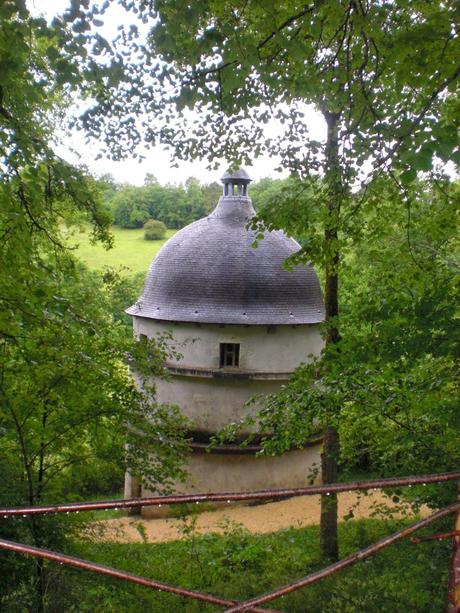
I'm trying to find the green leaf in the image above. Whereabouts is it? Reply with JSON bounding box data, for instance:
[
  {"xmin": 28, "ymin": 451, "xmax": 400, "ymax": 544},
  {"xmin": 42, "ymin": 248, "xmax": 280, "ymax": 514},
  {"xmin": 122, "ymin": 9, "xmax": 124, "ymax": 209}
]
[
  {"xmin": 400, "ymin": 168, "xmax": 416, "ymax": 183},
  {"xmin": 412, "ymin": 154, "xmax": 432, "ymax": 171},
  {"xmin": 449, "ymin": 150, "xmax": 460, "ymax": 166}
]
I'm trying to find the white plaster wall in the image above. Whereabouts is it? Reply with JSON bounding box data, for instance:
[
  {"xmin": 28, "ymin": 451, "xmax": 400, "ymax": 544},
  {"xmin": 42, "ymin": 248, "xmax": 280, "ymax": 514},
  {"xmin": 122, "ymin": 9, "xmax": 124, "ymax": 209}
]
[
  {"xmin": 127, "ymin": 318, "xmax": 325, "ymax": 507},
  {"xmin": 140, "ymin": 443, "xmax": 322, "ymax": 518},
  {"xmin": 133, "ymin": 318, "xmax": 324, "ymax": 432},
  {"xmin": 154, "ymin": 376, "xmax": 283, "ymax": 433},
  {"xmin": 133, "ymin": 318, "xmax": 323, "ymax": 372}
]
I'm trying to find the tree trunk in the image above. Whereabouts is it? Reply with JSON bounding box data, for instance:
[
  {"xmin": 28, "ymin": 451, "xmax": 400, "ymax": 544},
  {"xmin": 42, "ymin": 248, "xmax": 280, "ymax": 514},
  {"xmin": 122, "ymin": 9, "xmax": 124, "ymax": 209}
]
[
  {"xmin": 320, "ymin": 110, "xmax": 342, "ymax": 562},
  {"xmin": 320, "ymin": 425, "xmax": 340, "ymax": 560},
  {"xmin": 31, "ymin": 410, "xmax": 48, "ymax": 613}
]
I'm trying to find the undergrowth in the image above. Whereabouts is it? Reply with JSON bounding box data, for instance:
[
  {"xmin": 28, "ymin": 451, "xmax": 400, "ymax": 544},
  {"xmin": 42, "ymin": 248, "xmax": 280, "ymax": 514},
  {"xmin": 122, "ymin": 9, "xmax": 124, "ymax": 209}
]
[{"xmin": 37, "ymin": 516, "xmax": 453, "ymax": 612}]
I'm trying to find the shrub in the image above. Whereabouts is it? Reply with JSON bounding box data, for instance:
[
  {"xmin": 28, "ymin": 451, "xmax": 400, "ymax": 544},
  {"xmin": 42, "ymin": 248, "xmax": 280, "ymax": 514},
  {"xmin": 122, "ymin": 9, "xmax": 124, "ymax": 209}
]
[
  {"xmin": 63, "ymin": 518, "xmax": 451, "ymax": 612},
  {"xmin": 143, "ymin": 219, "xmax": 167, "ymax": 240}
]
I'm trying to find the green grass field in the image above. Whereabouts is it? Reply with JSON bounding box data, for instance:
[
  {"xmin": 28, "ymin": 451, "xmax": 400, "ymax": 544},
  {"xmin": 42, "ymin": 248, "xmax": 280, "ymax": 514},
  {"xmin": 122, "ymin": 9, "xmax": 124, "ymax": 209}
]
[
  {"xmin": 68, "ymin": 518, "xmax": 450, "ymax": 612},
  {"xmin": 69, "ymin": 226, "xmax": 176, "ymax": 275}
]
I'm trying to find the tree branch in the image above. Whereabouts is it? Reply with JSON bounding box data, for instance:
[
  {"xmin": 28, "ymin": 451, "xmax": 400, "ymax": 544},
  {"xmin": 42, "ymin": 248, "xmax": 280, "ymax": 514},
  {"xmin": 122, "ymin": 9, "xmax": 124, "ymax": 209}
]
[{"xmin": 257, "ymin": 6, "xmax": 315, "ymax": 51}]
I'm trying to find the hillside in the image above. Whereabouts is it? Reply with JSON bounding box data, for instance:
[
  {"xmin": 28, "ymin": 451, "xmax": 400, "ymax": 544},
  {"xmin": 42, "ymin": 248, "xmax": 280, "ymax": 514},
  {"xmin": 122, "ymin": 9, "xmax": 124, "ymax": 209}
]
[{"xmin": 69, "ymin": 226, "xmax": 176, "ymax": 275}]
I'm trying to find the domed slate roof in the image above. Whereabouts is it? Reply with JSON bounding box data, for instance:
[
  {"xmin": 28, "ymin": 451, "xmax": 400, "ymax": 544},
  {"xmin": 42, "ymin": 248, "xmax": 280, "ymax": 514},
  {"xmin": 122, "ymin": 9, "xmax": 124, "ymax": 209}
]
[
  {"xmin": 221, "ymin": 168, "xmax": 251, "ymax": 182},
  {"xmin": 127, "ymin": 175, "xmax": 325, "ymax": 325}
]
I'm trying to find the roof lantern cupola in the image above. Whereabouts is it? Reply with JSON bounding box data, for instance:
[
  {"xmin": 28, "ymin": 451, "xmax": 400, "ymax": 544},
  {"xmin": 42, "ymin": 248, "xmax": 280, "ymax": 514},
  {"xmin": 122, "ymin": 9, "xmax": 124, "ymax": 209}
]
[{"xmin": 221, "ymin": 167, "xmax": 251, "ymax": 197}]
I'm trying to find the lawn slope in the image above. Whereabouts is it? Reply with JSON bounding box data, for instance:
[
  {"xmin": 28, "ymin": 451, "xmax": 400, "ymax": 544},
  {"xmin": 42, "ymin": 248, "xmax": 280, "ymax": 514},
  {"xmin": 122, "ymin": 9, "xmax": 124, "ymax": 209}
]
[{"xmin": 69, "ymin": 226, "xmax": 176, "ymax": 275}]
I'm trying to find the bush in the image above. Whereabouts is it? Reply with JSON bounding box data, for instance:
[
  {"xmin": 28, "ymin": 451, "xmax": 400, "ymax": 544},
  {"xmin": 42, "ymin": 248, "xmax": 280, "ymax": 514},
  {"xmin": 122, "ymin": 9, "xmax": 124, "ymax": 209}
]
[
  {"xmin": 62, "ymin": 518, "xmax": 450, "ymax": 612},
  {"xmin": 143, "ymin": 219, "xmax": 167, "ymax": 240}
]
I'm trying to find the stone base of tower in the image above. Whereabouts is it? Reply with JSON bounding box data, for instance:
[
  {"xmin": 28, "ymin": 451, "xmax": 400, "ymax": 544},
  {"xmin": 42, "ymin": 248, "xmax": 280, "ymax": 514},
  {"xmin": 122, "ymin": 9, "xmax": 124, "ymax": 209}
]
[{"xmin": 130, "ymin": 441, "xmax": 322, "ymax": 519}]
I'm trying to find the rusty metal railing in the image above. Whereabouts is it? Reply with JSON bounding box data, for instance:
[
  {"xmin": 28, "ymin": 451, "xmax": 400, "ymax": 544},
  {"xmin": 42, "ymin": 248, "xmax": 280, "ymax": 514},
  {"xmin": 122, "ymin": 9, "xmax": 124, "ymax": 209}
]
[
  {"xmin": 1, "ymin": 470, "xmax": 459, "ymax": 612},
  {"xmin": 0, "ymin": 537, "xmax": 276, "ymax": 613},
  {"xmin": 2, "ymin": 470, "xmax": 459, "ymax": 517},
  {"xmin": 224, "ymin": 503, "xmax": 460, "ymax": 612}
]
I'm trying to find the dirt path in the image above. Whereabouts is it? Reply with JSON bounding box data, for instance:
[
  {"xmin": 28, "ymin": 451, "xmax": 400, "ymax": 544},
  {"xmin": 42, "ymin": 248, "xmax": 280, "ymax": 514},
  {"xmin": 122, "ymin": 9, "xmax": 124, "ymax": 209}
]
[{"xmin": 91, "ymin": 491, "xmax": 427, "ymax": 544}]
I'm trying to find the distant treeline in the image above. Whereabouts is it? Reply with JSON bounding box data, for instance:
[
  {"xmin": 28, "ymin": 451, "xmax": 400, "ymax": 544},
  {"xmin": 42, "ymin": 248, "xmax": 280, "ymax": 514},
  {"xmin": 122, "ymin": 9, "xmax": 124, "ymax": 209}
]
[{"xmin": 99, "ymin": 173, "xmax": 284, "ymax": 229}]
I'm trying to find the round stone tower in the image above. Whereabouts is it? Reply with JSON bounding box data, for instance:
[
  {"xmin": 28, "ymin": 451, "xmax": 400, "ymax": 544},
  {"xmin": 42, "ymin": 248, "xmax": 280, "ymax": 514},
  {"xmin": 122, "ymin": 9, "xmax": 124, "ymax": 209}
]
[{"xmin": 126, "ymin": 169, "xmax": 325, "ymax": 515}]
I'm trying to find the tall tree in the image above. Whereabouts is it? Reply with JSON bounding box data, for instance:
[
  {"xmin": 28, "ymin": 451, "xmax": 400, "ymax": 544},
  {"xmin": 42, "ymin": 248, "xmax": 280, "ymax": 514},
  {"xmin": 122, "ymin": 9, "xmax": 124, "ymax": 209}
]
[
  {"xmin": 5, "ymin": 0, "xmax": 458, "ymax": 566},
  {"xmin": 0, "ymin": 3, "xmax": 188, "ymax": 607},
  {"xmin": 244, "ymin": 174, "xmax": 460, "ymax": 494},
  {"xmin": 100, "ymin": 0, "xmax": 460, "ymax": 561}
]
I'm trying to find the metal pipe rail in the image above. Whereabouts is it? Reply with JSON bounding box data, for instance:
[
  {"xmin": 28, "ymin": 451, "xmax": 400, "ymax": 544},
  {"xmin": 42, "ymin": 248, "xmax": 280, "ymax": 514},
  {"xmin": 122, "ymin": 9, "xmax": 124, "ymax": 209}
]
[
  {"xmin": 1, "ymin": 470, "xmax": 459, "ymax": 517},
  {"xmin": 1, "ymin": 471, "xmax": 458, "ymax": 611},
  {"xmin": 411, "ymin": 530, "xmax": 460, "ymax": 544},
  {"xmin": 223, "ymin": 502, "xmax": 460, "ymax": 612},
  {"xmin": 0, "ymin": 537, "xmax": 278, "ymax": 613},
  {"xmin": 1, "ymin": 501, "xmax": 458, "ymax": 612}
]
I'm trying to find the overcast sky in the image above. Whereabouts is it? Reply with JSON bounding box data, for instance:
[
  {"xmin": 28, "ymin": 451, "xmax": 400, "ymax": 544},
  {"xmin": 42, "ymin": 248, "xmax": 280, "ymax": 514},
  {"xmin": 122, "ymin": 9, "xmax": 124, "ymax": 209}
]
[{"xmin": 29, "ymin": 0, "xmax": 327, "ymax": 186}]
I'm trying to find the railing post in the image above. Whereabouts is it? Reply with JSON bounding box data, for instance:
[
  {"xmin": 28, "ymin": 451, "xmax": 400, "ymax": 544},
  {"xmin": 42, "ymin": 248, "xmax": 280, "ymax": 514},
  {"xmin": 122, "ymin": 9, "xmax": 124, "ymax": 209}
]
[{"xmin": 447, "ymin": 482, "xmax": 460, "ymax": 612}]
